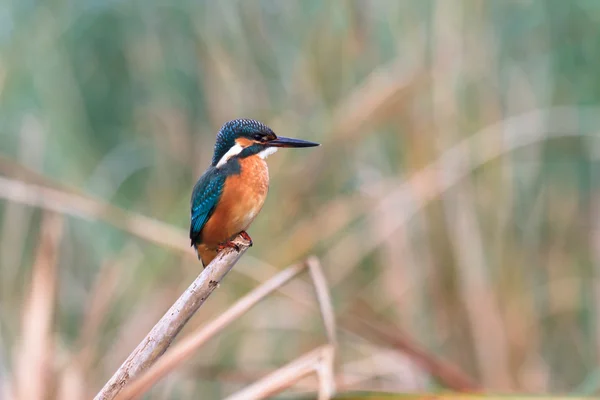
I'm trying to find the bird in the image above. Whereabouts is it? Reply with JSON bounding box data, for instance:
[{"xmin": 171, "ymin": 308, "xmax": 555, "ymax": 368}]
[{"xmin": 190, "ymin": 118, "xmax": 320, "ymax": 267}]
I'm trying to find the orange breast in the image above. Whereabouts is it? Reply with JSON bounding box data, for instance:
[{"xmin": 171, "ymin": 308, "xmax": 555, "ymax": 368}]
[{"xmin": 200, "ymin": 155, "xmax": 269, "ymax": 246}]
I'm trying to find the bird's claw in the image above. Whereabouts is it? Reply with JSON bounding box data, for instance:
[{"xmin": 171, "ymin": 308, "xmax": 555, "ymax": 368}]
[
  {"xmin": 239, "ymin": 231, "xmax": 253, "ymax": 247},
  {"xmin": 217, "ymin": 241, "xmax": 241, "ymax": 252},
  {"xmin": 216, "ymin": 231, "xmax": 252, "ymax": 254}
]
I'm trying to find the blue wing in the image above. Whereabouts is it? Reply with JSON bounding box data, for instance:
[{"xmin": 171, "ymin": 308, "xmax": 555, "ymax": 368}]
[{"xmin": 190, "ymin": 167, "xmax": 225, "ymax": 245}]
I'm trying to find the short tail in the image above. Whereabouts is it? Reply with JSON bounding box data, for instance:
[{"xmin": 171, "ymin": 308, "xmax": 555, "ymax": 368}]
[{"xmin": 194, "ymin": 243, "xmax": 218, "ymax": 268}]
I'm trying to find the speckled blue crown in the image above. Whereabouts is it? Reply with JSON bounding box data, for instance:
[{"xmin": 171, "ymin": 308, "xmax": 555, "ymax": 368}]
[{"xmin": 211, "ymin": 119, "xmax": 273, "ymax": 166}]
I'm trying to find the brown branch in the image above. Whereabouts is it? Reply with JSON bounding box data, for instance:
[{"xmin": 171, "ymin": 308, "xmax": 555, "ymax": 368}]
[
  {"xmin": 94, "ymin": 234, "xmax": 251, "ymax": 400},
  {"xmin": 117, "ymin": 257, "xmax": 342, "ymax": 400},
  {"xmin": 116, "ymin": 262, "xmax": 308, "ymax": 400}
]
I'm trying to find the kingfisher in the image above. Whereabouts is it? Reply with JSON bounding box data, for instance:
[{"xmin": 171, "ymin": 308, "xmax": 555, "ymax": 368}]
[{"xmin": 190, "ymin": 119, "xmax": 319, "ymax": 267}]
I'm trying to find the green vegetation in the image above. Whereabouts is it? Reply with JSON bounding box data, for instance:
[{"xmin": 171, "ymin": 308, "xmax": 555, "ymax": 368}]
[{"xmin": 1, "ymin": 1, "xmax": 600, "ymax": 398}]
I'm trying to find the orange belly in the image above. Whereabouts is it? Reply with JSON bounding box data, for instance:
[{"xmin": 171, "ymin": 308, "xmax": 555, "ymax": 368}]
[{"xmin": 200, "ymin": 155, "xmax": 269, "ymax": 247}]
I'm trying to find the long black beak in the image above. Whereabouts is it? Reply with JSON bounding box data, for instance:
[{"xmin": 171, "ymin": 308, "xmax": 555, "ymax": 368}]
[{"xmin": 268, "ymin": 136, "xmax": 320, "ymax": 148}]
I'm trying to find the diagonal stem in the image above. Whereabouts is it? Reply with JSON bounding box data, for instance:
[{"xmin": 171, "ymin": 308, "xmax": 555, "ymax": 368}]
[
  {"xmin": 115, "ymin": 262, "xmax": 308, "ymax": 400},
  {"xmin": 94, "ymin": 235, "xmax": 251, "ymax": 400}
]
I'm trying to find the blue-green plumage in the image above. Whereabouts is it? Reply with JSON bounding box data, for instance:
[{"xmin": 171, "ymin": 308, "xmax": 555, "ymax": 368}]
[
  {"xmin": 189, "ymin": 167, "xmax": 224, "ymax": 245},
  {"xmin": 190, "ymin": 160, "xmax": 241, "ymax": 245},
  {"xmin": 191, "ymin": 119, "xmax": 273, "ymax": 246},
  {"xmin": 190, "ymin": 118, "xmax": 319, "ymax": 267}
]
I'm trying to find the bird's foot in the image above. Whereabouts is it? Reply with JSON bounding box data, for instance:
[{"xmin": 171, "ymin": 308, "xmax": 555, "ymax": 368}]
[
  {"xmin": 239, "ymin": 231, "xmax": 253, "ymax": 246},
  {"xmin": 217, "ymin": 240, "xmax": 241, "ymax": 252}
]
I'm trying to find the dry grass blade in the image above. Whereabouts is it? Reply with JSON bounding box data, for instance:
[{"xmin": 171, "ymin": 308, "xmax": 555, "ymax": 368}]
[
  {"xmin": 116, "ymin": 262, "xmax": 307, "ymax": 400},
  {"xmin": 13, "ymin": 212, "xmax": 63, "ymax": 400},
  {"xmin": 341, "ymin": 302, "xmax": 481, "ymax": 392},
  {"xmin": 333, "ymin": 395, "xmax": 590, "ymax": 400},
  {"xmin": 325, "ymin": 106, "xmax": 600, "ymax": 285},
  {"xmin": 431, "ymin": 1, "xmax": 511, "ymax": 388},
  {"xmin": 58, "ymin": 247, "xmax": 141, "ymax": 400},
  {"xmin": 0, "ymin": 175, "xmax": 189, "ymax": 254},
  {"xmin": 306, "ymin": 256, "xmax": 337, "ymax": 345},
  {"xmin": 440, "ymin": 185, "xmax": 512, "ymax": 390},
  {"xmin": 94, "ymin": 234, "xmax": 251, "ymax": 400},
  {"xmin": 0, "ymin": 154, "xmax": 77, "ymax": 194},
  {"xmin": 280, "ymin": 57, "xmax": 426, "ymax": 196},
  {"xmin": 328, "ymin": 60, "xmax": 424, "ymax": 143},
  {"xmin": 307, "ymin": 256, "xmax": 337, "ymax": 397},
  {"xmin": 266, "ymin": 194, "xmax": 365, "ymax": 266},
  {"xmin": 315, "ymin": 346, "xmax": 336, "ymax": 399},
  {"xmin": 224, "ymin": 345, "xmax": 335, "ymax": 400},
  {"xmin": 233, "ymin": 261, "xmax": 478, "ymax": 392}
]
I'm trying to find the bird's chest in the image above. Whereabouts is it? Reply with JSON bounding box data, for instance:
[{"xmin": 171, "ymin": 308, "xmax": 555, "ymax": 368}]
[{"xmin": 218, "ymin": 156, "xmax": 269, "ymax": 234}]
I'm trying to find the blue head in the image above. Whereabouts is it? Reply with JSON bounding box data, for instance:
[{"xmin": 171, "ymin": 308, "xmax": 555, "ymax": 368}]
[{"xmin": 211, "ymin": 119, "xmax": 319, "ymax": 167}]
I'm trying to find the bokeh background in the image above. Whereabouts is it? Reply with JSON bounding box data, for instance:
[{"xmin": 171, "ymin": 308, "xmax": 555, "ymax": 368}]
[{"xmin": 1, "ymin": 0, "xmax": 600, "ymax": 398}]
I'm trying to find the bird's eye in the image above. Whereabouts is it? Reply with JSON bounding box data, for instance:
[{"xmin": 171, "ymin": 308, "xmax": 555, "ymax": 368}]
[{"xmin": 253, "ymin": 134, "xmax": 264, "ymax": 141}]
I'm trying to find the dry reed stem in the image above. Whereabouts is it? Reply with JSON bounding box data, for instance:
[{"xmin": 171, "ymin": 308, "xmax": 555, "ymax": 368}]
[
  {"xmin": 328, "ymin": 60, "xmax": 424, "ymax": 143},
  {"xmin": 0, "ymin": 167, "xmax": 477, "ymax": 392},
  {"xmin": 13, "ymin": 212, "xmax": 63, "ymax": 400},
  {"xmin": 232, "ymin": 262, "xmax": 464, "ymax": 392},
  {"xmin": 324, "ymin": 106, "xmax": 600, "ymax": 285},
  {"xmin": 0, "ymin": 127, "xmax": 45, "ymax": 299},
  {"xmin": 431, "ymin": 0, "xmax": 512, "ymax": 388},
  {"xmin": 342, "ymin": 302, "xmax": 481, "ymax": 392},
  {"xmin": 0, "ymin": 175, "xmax": 188, "ymax": 254},
  {"xmin": 279, "ymin": 57, "xmax": 426, "ymax": 199},
  {"xmin": 115, "ymin": 262, "xmax": 307, "ymax": 400},
  {"xmin": 94, "ymin": 234, "xmax": 251, "ymax": 400},
  {"xmin": 183, "ymin": 363, "xmax": 389, "ymax": 393},
  {"xmin": 4, "ymin": 107, "xmax": 595, "ymax": 283},
  {"xmin": 592, "ymin": 196, "xmax": 600, "ymax": 373},
  {"xmin": 0, "ymin": 154, "xmax": 64, "ymax": 191},
  {"xmin": 58, "ymin": 248, "xmax": 141, "ymax": 400},
  {"xmin": 306, "ymin": 256, "xmax": 337, "ymax": 345},
  {"xmin": 332, "ymin": 396, "xmax": 588, "ymax": 400},
  {"xmin": 315, "ymin": 346, "xmax": 336, "ymax": 399},
  {"xmin": 224, "ymin": 345, "xmax": 335, "ymax": 400},
  {"xmin": 234, "ymin": 261, "xmax": 479, "ymax": 392},
  {"xmin": 3, "ymin": 107, "xmax": 597, "ymax": 393},
  {"xmin": 342, "ymin": 322, "xmax": 479, "ymax": 392},
  {"xmin": 266, "ymin": 194, "xmax": 365, "ymax": 265},
  {"xmin": 118, "ymin": 257, "xmax": 338, "ymax": 399},
  {"xmin": 306, "ymin": 256, "xmax": 337, "ymax": 397},
  {"xmin": 77, "ymin": 251, "xmax": 137, "ymax": 351},
  {"xmin": 1, "ymin": 105, "xmax": 593, "ymax": 272}
]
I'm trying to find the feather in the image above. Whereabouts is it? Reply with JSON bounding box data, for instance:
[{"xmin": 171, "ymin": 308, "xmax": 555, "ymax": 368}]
[{"xmin": 189, "ymin": 167, "xmax": 226, "ymax": 245}]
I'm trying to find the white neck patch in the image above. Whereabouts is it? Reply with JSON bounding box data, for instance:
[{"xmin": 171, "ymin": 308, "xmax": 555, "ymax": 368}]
[
  {"xmin": 216, "ymin": 144, "xmax": 278, "ymax": 168},
  {"xmin": 259, "ymin": 147, "xmax": 278, "ymax": 159},
  {"xmin": 216, "ymin": 143, "xmax": 244, "ymax": 168}
]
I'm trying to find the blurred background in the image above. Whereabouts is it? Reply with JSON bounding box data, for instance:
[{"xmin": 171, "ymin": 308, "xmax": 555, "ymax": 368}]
[{"xmin": 1, "ymin": 0, "xmax": 600, "ymax": 398}]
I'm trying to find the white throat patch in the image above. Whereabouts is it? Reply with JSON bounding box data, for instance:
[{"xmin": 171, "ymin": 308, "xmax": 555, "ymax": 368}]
[
  {"xmin": 259, "ymin": 147, "xmax": 278, "ymax": 159},
  {"xmin": 216, "ymin": 143, "xmax": 244, "ymax": 168},
  {"xmin": 216, "ymin": 144, "xmax": 278, "ymax": 168}
]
